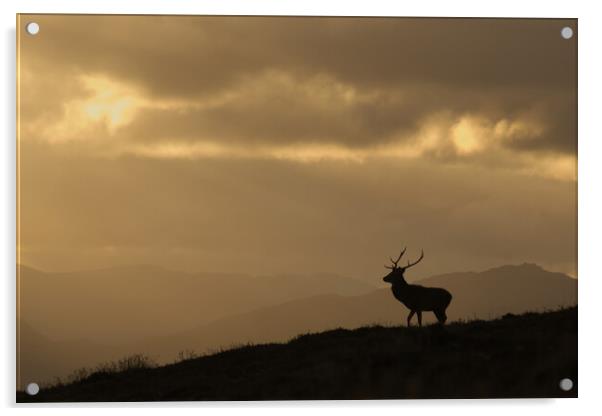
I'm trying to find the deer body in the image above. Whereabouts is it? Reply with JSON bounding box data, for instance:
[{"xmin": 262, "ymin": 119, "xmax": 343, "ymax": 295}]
[
  {"xmin": 383, "ymin": 248, "xmax": 453, "ymax": 326},
  {"xmin": 391, "ymin": 283, "xmax": 452, "ymax": 313}
]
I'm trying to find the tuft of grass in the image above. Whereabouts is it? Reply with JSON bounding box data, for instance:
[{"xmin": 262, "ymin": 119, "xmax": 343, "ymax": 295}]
[
  {"xmin": 63, "ymin": 354, "xmax": 156, "ymax": 385},
  {"xmin": 174, "ymin": 350, "xmax": 199, "ymax": 363}
]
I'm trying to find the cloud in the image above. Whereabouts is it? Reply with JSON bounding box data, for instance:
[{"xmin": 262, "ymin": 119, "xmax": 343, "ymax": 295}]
[
  {"xmin": 20, "ymin": 70, "xmax": 574, "ymax": 181},
  {"xmin": 17, "ymin": 15, "xmax": 577, "ymax": 277},
  {"xmin": 20, "ymin": 15, "xmax": 576, "ymax": 154},
  {"xmin": 21, "ymin": 16, "xmax": 576, "ymax": 96}
]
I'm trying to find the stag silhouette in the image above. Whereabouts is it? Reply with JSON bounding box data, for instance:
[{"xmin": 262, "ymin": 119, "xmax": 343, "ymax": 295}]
[{"xmin": 383, "ymin": 248, "xmax": 452, "ymax": 327}]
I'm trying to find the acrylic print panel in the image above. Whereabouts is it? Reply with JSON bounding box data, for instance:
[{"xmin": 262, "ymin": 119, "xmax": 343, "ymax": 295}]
[{"xmin": 16, "ymin": 14, "xmax": 577, "ymax": 402}]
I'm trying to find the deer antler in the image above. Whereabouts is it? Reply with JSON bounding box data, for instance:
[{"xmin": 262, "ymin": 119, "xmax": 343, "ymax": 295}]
[
  {"xmin": 385, "ymin": 247, "xmax": 406, "ymax": 269},
  {"xmin": 403, "ymin": 250, "xmax": 424, "ymax": 269}
]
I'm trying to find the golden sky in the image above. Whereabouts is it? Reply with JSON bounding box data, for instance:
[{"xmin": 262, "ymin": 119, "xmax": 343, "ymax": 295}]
[{"xmin": 17, "ymin": 15, "xmax": 577, "ymax": 278}]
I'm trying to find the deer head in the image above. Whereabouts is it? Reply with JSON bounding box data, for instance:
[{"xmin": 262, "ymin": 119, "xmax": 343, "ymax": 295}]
[{"xmin": 383, "ymin": 248, "xmax": 424, "ymax": 284}]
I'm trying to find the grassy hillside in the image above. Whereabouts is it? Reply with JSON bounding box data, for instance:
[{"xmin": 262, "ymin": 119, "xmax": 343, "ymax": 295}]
[{"xmin": 18, "ymin": 307, "xmax": 577, "ymax": 402}]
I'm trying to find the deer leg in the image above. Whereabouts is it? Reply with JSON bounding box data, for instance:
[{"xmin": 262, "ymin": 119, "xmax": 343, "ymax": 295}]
[
  {"xmin": 440, "ymin": 310, "xmax": 447, "ymax": 324},
  {"xmin": 407, "ymin": 310, "xmax": 415, "ymax": 327},
  {"xmin": 434, "ymin": 309, "xmax": 447, "ymax": 325},
  {"xmin": 417, "ymin": 311, "xmax": 422, "ymax": 327}
]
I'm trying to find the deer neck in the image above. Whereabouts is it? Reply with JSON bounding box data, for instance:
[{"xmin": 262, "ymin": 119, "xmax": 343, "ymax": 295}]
[{"xmin": 390, "ymin": 278, "xmax": 409, "ymax": 296}]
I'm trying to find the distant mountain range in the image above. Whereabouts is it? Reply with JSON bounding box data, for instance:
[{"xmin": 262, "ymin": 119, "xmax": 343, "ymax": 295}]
[
  {"xmin": 17, "ymin": 263, "xmax": 576, "ymax": 388},
  {"xmin": 18, "ymin": 264, "xmax": 377, "ymax": 343}
]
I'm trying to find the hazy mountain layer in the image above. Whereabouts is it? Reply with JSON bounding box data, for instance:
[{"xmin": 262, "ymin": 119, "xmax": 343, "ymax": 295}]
[{"xmin": 18, "ymin": 265, "xmax": 377, "ymax": 343}]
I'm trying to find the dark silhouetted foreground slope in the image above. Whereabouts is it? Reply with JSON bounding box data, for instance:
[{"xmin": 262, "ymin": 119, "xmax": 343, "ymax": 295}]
[{"xmin": 18, "ymin": 307, "xmax": 577, "ymax": 402}]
